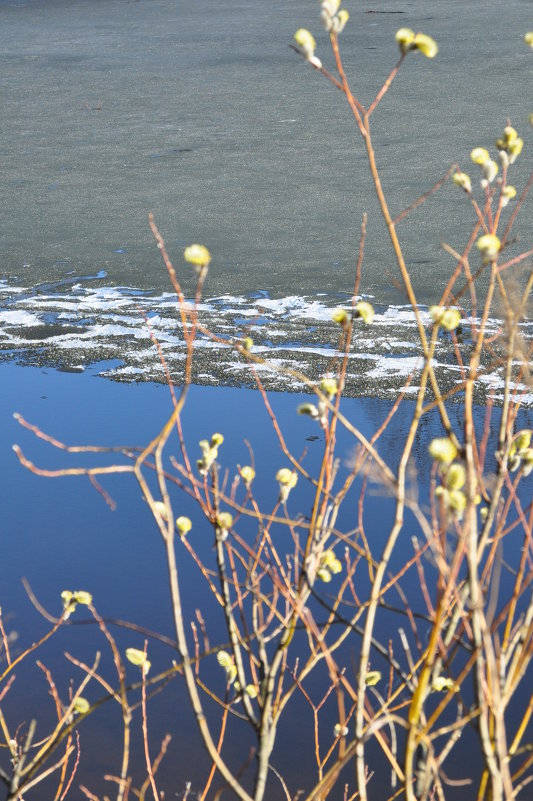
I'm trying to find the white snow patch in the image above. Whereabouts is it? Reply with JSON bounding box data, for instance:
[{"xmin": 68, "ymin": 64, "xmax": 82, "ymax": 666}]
[{"xmin": 0, "ymin": 310, "xmax": 42, "ymax": 326}]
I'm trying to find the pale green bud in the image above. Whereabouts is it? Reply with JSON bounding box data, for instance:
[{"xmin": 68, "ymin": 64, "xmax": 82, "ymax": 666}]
[
  {"xmin": 297, "ymin": 402, "xmax": 319, "ymax": 419},
  {"xmin": 332, "ymin": 9, "xmax": 349, "ymax": 34},
  {"xmin": 216, "ymin": 512, "xmax": 233, "ymax": 531},
  {"xmin": 516, "ymin": 431, "xmax": 531, "ymax": 453},
  {"xmin": 184, "ymin": 244, "xmax": 211, "ymax": 270},
  {"xmin": 61, "ymin": 590, "xmax": 93, "ymax": 620},
  {"xmin": 501, "ymin": 185, "xmax": 517, "ymax": 207},
  {"xmin": 72, "ymin": 591, "xmax": 92, "ymax": 606},
  {"xmin": 354, "ymin": 301, "xmax": 375, "ymax": 324},
  {"xmin": 320, "ymin": 9, "xmax": 334, "ymax": 32},
  {"xmin": 365, "ymin": 670, "xmax": 382, "ymax": 686},
  {"xmin": 239, "ymin": 466, "xmax": 256, "ymax": 485},
  {"xmin": 524, "ymin": 32, "xmax": 533, "ymax": 48},
  {"xmin": 153, "ymin": 500, "xmax": 169, "ymax": 521},
  {"xmin": 198, "ymin": 434, "xmax": 224, "ymax": 474},
  {"xmin": 471, "ymin": 147, "xmax": 490, "ymax": 165},
  {"xmin": 125, "ymin": 648, "xmax": 151, "ymax": 675},
  {"xmin": 334, "ymin": 723, "xmax": 349, "ymax": 737},
  {"xmin": 499, "ymin": 149, "xmax": 510, "ymax": 168},
  {"xmin": 331, "ymin": 308, "xmax": 349, "ymax": 325},
  {"xmin": 476, "ymin": 234, "xmax": 501, "ymax": 263},
  {"xmin": 321, "ymin": 550, "xmax": 342, "ymax": 574},
  {"xmin": 508, "ymin": 137, "xmax": 524, "ymax": 164},
  {"xmin": 504, "ymin": 125, "xmax": 518, "ymax": 143},
  {"xmin": 445, "ymin": 463, "xmax": 466, "ymax": 490},
  {"xmin": 429, "ymin": 438, "xmax": 458, "ymax": 464},
  {"xmin": 412, "ymin": 32, "xmax": 438, "ymax": 58},
  {"xmin": 509, "ymin": 454, "xmax": 522, "ymax": 472},
  {"xmin": 429, "ymin": 305, "xmax": 444, "ymax": 324},
  {"xmin": 522, "ymin": 449, "xmax": 533, "ymax": 476},
  {"xmin": 276, "ymin": 468, "xmax": 298, "ymax": 502},
  {"xmin": 294, "ymin": 28, "xmax": 316, "ymax": 60},
  {"xmin": 245, "ymin": 684, "xmax": 258, "ymax": 699},
  {"xmin": 176, "ymin": 516, "xmax": 192, "ymax": 536},
  {"xmin": 496, "ymin": 126, "xmax": 522, "ymax": 164},
  {"xmin": 432, "ymin": 676, "xmax": 458, "ymax": 692},
  {"xmin": 440, "ymin": 308, "xmax": 461, "ymax": 332},
  {"xmin": 217, "ymin": 651, "xmax": 237, "ymax": 684},
  {"xmin": 395, "ymin": 28, "xmax": 415, "ymax": 54},
  {"xmin": 276, "ymin": 468, "xmax": 298, "ymax": 487},
  {"xmin": 481, "ymin": 159, "xmax": 498, "ymax": 185},
  {"xmin": 435, "ymin": 486, "xmax": 449, "ymax": 502},
  {"xmin": 329, "ymin": 557, "xmax": 342, "ymax": 574},
  {"xmin": 308, "ymin": 55, "xmax": 323, "ymax": 69},
  {"xmin": 217, "ymin": 651, "xmax": 232, "ymax": 669},
  {"xmin": 448, "ymin": 490, "xmax": 467, "ymax": 518},
  {"xmin": 73, "ymin": 697, "xmax": 90, "ymax": 715},
  {"xmin": 452, "ymin": 171, "xmax": 471, "ymax": 193},
  {"xmin": 320, "ymin": 377, "xmax": 338, "ymax": 397},
  {"xmin": 321, "ymin": 0, "xmax": 341, "ymax": 15}
]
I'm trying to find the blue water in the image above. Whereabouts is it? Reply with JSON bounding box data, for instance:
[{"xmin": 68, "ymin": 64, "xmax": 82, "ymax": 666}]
[{"xmin": 1, "ymin": 362, "xmax": 532, "ymax": 798}]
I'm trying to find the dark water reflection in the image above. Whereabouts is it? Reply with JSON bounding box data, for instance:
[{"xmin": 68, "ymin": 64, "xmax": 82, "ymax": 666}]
[{"xmin": 1, "ymin": 363, "xmax": 532, "ymax": 798}]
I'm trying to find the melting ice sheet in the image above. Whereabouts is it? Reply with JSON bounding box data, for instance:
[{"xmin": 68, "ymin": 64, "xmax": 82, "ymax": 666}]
[{"xmin": 1, "ymin": 277, "xmax": 532, "ymax": 403}]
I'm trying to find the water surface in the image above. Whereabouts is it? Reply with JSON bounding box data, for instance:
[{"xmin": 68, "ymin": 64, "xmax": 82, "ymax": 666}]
[{"xmin": 1, "ymin": 0, "xmax": 532, "ymax": 303}]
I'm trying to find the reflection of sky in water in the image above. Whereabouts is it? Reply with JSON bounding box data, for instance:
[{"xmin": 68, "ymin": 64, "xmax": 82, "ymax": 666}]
[{"xmin": 1, "ymin": 362, "xmax": 532, "ymax": 798}]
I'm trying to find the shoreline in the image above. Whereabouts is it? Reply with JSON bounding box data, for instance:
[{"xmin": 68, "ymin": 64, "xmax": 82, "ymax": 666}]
[{"xmin": 1, "ymin": 275, "xmax": 532, "ymax": 405}]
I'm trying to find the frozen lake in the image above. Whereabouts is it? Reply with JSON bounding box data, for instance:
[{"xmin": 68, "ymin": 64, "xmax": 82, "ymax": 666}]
[{"xmin": 1, "ymin": 0, "xmax": 532, "ymax": 303}]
